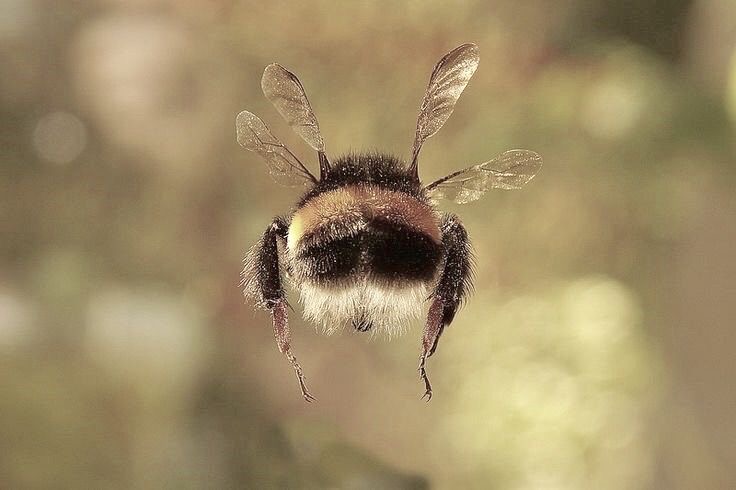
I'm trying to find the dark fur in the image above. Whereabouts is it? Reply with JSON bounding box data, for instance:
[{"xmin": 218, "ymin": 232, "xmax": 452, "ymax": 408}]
[
  {"xmin": 254, "ymin": 217, "xmax": 289, "ymax": 307},
  {"xmin": 298, "ymin": 152, "xmax": 426, "ymax": 206},
  {"xmin": 352, "ymin": 315, "xmax": 373, "ymax": 332},
  {"xmin": 368, "ymin": 217, "xmax": 443, "ymax": 281},
  {"xmin": 429, "ymin": 213, "xmax": 474, "ymax": 354},
  {"xmin": 298, "ymin": 233, "xmax": 363, "ymax": 281},
  {"xmin": 296, "ymin": 217, "xmax": 444, "ymax": 285}
]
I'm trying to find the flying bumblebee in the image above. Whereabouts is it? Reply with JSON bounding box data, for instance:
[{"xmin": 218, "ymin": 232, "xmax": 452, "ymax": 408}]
[{"xmin": 237, "ymin": 43, "xmax": 541, "ymax": 402}]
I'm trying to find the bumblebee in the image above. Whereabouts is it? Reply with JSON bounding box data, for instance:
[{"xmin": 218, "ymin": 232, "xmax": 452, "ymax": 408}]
[{"xmin": 237, "ymin": 43, "xmax": 541, "ymax": 401}]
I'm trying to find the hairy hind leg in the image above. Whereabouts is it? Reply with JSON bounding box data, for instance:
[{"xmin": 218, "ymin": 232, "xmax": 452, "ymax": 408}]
[
  {"xmin": 419, "ymin": 213, "xmax": 473, "ymax": 401},
  {"xmin": 249, "ymin": 217, "xmax": 315, "ymax": 402}
]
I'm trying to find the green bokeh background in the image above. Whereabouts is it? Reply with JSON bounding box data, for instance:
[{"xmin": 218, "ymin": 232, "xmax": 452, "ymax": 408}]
[{"xmin": 2, "ymin": 1, "xmax": 735, "ymax": 488}]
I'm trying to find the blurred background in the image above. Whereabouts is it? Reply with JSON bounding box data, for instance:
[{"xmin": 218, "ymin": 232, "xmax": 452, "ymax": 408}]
[{"xmin": 1, "ymin": 0, "xmax": 735, "ymax": 488}]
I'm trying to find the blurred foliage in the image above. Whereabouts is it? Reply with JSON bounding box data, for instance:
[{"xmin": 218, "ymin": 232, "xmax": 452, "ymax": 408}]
[{"xmin": 1, "ymin": 0, "xmax": 735, "ymax": 489}]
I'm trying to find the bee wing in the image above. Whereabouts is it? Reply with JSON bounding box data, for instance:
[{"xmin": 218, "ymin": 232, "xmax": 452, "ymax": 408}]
[
  {"xmin": 410, "ymin": 43, "xmax": 480, "ymax": 174},
  {"xmin": 236, "ymin": 110, "xmax": 318, "ymax": 186},
  {"xmin": 425, "ymin": 150, "xmax": 542, "ymax": 204},
  {"xmin": 261, "ymin": 63, "xmax": 326, "ymax": 154}
]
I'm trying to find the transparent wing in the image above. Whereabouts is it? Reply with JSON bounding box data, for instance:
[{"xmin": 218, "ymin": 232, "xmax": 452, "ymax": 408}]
[
  {"xmin": 236, "ymin": 110, "xmax": 317, "ymax": 186},
  {"xmin": 410, "ymin": 43, "xmax": 480, "ymax": 168},
  {"xmin": 261, "ymin": 63, "xmax": 325, "ymax": 153},
  {"xmin": 425, "ymin": 150, "xmax": 542, "ymax": 204}
]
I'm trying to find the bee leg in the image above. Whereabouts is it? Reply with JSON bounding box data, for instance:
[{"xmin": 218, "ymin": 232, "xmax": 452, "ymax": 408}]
[
  {"xmin": 271, "ymin": 300, "xmax": 316, "ymax": 402},
  {"xmin": 419, "ymin": 298, "xmax": 444, "ymax": 401},
  {"xmin": 257, "ymin": 217, "xmax": 316, "ymax": 402},
  {"xmin": 418, "ymin": 213, "xmax": 473, "ymax": 401}
]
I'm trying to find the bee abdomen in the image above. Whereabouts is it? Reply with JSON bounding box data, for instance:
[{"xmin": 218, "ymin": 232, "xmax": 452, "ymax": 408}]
[
  {"xmin": 365, "ymin": 218, "xmax": 443, "ymax": 281},
  {"xmin": 295, "ymin": 219, "xmax": 442, "ymax": 284},
  {"xmin": 297, "ymin": 233, "xmax": 363, "ymax": 281}
]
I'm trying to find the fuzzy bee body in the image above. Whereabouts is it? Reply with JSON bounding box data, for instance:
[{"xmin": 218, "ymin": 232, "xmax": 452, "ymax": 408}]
[
  {"xmin": 284, "ymin": 154, "xmax": 445, "ymax": 336},
  {"xmin": 237, "ymin": 43, "xmax": 542, "ymax": 401}
]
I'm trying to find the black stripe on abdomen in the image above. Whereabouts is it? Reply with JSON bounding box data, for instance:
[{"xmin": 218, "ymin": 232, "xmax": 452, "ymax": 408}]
[
  {"xmin": 297, "ymin": 220, "xmax": 442, "ymax": 284},
  {"xmin": 298, "ymin": 234, "xmax": 363, "ymax": 281},
  {"xmin": 366, "ymin": 218, "xmax": 443, "ymax": 282}
]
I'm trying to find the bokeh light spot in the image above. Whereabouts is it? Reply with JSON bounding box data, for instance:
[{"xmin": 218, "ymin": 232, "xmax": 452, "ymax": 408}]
[
  {"xmin": 32, "ymin": 111, "xmax": 87, "ymax": 165},
  {"xmin": 581, "ymin": 78, "xmax": 644, "ymax": 140}
]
